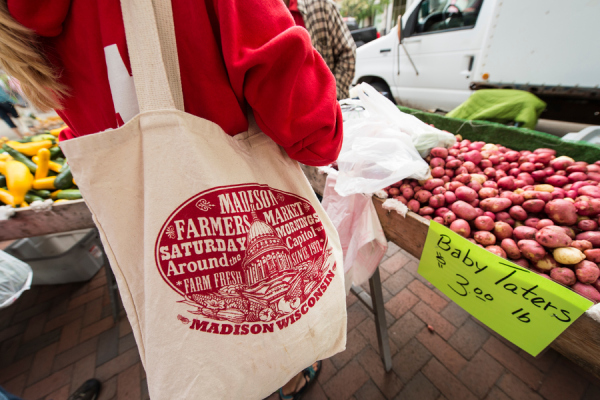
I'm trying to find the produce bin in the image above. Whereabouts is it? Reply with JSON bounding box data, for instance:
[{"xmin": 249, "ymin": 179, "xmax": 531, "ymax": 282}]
[{"xmin": 4, "ymin": 229, "xmax": 103, "ymax": 285}]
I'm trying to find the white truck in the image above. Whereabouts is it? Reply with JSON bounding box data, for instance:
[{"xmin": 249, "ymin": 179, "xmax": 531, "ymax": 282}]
[{"xmin": 352, "ymin": 0, "xmax": 600, "ymax": 125}]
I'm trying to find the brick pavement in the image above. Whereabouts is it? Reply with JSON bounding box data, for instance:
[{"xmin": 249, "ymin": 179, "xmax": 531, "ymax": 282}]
[{"xmin": 1, "ymin": 241, "xmax": 600, "ymax": 399}]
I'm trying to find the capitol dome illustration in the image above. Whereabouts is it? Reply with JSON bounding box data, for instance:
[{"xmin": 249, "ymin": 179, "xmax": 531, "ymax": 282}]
[{"xmin": 242, "ymin": 210, "xmax": 293, "ymax": 287}]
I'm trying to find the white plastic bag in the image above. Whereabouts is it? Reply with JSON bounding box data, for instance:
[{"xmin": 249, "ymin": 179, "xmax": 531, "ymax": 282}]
[
  {"xmin": 0, "ymin": 250, "xmax": 33, "ymax": 309},
  {"xmin": 350, "ymin": 83, "xmax": 456, "ymax": 157},
  {"xmin": 322, "ymin": 172, "xmax": 387, "ymax": 288}
]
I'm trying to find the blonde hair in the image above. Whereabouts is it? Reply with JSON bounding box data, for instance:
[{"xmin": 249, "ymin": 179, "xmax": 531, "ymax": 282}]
[{"xmin": 0, "ymin": 1, "xmax": 67, "ymax": 110}]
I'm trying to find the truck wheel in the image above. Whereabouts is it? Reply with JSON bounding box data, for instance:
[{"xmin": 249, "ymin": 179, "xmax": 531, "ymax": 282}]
[{"xmin": 369, "ymin": 81, "xmax": 395, "ymax": 103}]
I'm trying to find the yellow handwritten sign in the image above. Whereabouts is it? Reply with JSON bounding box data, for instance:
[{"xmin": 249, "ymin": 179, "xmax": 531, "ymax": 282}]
[{"xmin": 418, "ymin": 221, "xmax": 593, "ymax": 356}]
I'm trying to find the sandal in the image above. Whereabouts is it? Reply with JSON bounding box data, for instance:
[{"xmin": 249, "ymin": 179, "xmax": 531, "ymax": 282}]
[
  {"xmin": 279, "ymin": 360, "xmax": 322, "ymax": 400},
  {"xmin": 67, "ymin": 379, "xmax": 101, "ymax": 400}
]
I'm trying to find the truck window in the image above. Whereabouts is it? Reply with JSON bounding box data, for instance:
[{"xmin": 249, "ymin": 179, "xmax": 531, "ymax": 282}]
[{"xmin": 411, "ymin": 0, "xmax": 483, "ymax": 34}]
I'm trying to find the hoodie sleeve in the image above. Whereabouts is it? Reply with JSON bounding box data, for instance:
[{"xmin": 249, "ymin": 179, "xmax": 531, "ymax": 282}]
[
  {"xmin": 8, "ymin": 0, "xmax": 71, "ymax": 37},
  {"xmin": 210, "ymin": 0, "xmax": 342, "ymax": 166}
]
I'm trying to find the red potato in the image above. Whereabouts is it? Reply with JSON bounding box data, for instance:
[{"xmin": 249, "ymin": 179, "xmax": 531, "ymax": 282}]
[
  {"xmin": 423, "ymin": 179, "xmax": 445, "ymax": 191},
  {"xmin": 512, "ymin": 258, "xmax": 530, "ymax": 269},
  {"xmin": 445, "ymin": 169, "xmax": 455, "ymax": 178},
  {"xmin": 446, "ymin": 159, "xmax": 462, "ymax": 169},
  {"xmin": 518, "ymin": 240, "xmax": 547, "ymax": 262},
  {"xmin": 567, "ymin": 164, "xmax": 587, "ymax": 174},
  {"xmin": 389, "ymin": 188, "xmax": 400, "ymax": 196},
  {"xmin": 595, "ymin": 279, "xmax": 600, "ymax": 293},
  {"xmin": 569, "ymin": 172, "xmax": 588, "ymax": 182},
  {"xmin": 475, "ymin": 231, "xmax": 496, "ymax": 246},
  {"xmin": 479, "ymin": 187, "xmax": 498, "ymax": 199},
  {"xmin": 393, "ymin": 196, "xmax": 408, "ymax": 205},
  {"xmin": 419, "ymin": 207, "xmax": 434, "ymax": 216},
  {"xmin": 551, "ymin": 190, "xmax": 565, "ymax": 200},
  {"xmin": 544, "ymin": 199, "xmax": 578, "ymax": 225},
  {"xmin": 578, "ymin": 219, "xmax": 598, "ymax": 231},
  {"xmin": 469, "ymin": 199, "xmax": 480, "ymax": 208},
  {"xmin": 588, "ymin": 164, "xmax": 600, "ymax": 173},
  {"xmin": 535, "ymin": 227, "xmax": 573, "ymax": 248},
  {"xmin": 501, "ymin": 191, "xmax": 524, "ymax": 206},
  {"xmin": 495, "ymin": 170, "xmax": 507, "ymax": 180},
  {"xmin": 434, "ymin": 207, "xmax": 450, "ymax": 217},
  {"xmin": 468, "ymin": 181, "xmax": 482, "ymax": 192},
  {"xmin": 474, "ymin": 208, "xmax": 484, "ymax": 217},
  {"xmin": 578, "ymin": 185, "xmax": 600, "ymax": 198},
  {"xmin": 556, "ymin": 170, "xmax": 567, "ymax": 176},
  {"xmin": 501, "ymin": 238, "xmax": 521, "ymax": 259},
  {"xmin": 464, "ymin": 151, "xmax": 483, "ymax": 165},
  {"xmin": 531, "ymin": 170, "xmax": 547, "ymax": 182},
  {"xmin": 480, "ymin": 197, "xmax": 512, "ymax": 212},
  {"xmin": 444, "ymin": 191, "xmax": 457, "ymax": 205},
  {"xmin": 522, "ymin": 199, "xmax": 545, "ymax": 213},
  {"xmin": 576, "ymin": 231, "xmax": 600, "ymax": 247},
  {"xmin": 468, "ymin": 141, "xmax": 485, "ymax": 151},
  {"xmin": 535, "ymin": 191, "xmax": 553, "ymax": 203},
  {"xmin": 446, "ymin": 181, "xmax": 464, "ymax": 191},
  {"xmin": 454, "ymin": 174, "xmax": 471, "ymax": 184},
  {"xmin": 431, "ymin": 147, "xmax": 449, "ymax": 159},
  {"xmin": 433, "ymin": 217, "xmax": 444, "ymax": 224},
  {"xmin": 408, "ymin": 199, "xmax": 420, "ymax": 213},
  {"xmin": 483, "ymin": 211, "xmax": 496, "ymax": 220},
  {"xmin": 505, "ymin": 151, "xmax": 520, "ymax": 162},
  {"xmin": 534, "ymin": 148, "xmax": 557, "ymax": 156},
  {"xmin": 550, "ymin": 156, "xmax": 575, "ymax": 171},
  {"xmin": 574, "ymin": 198, "xmax": 600, "ymax": 216},
  {"xmin": 513, "ymin": 226, "xmax": 538, "ymax": 241},
  {"xmin": 584, "ymin": 248, "xmax": 600, "ymax": 262},
  {"xmin": 574, "ymin": 260, "xmax": 600, "ymax": 284},
  {"xmin": 429, "ymin": 194, "xmax": 446, "ymax": 209},
  {"xmin": 483, "ymin": 180, "xmax": 498, "ymax": 189},
  {"xmin": 494, "ymin": 221, "xmax": 514, "ymax": 240},
  {"xmin": 474, "ymin": 216, "xmax": 495, "ymax": 231},
  {"xmin": 536, "ymin": 219, "xmax": 554, "ymax": 229},
  {"xmin": 431, "ymin": 167, "xmax": 445, "ymax": 178},
  {"xmin": 484, "ymin": 167, "xmax": 496, "ymax": 178},
  {"xmin": 572, "ymin": 282, "xmax": 600, "ymax": 303},
  {"xmin": 430, "ymin": 157, "xmax": 445, "ymax": 168},
  {"xmin": 572, "ymin": 240, "xmax": 593, "ymax": 252},
  {"xmin": 451, "ymin": 201, "xmax": 478, "ymax": 221},
  {"xmin": 486, "ymin": 245, "xmax": 507, "ymax": 258},
  {"xmin": 589, "ymin": 172, "xmax": 600, "ymax": 182},
  {"xmin": 536, "ymin": 152, "xmax": 554, "ymax": 165},
  {"xmin": 497, "ymin": 176, "xmax": 516, "ymax": 190},
  {"xmin": 444, "ymin": 211, "xmax": 457, "ymax": 225},
  {"xmin": 534, "ymin": 254, "xmax": 559, "ymax": 271},
  {"xmin": 463, "ymin": 161, "xmax": 476, "ymax": 173},
  {"xmin": 520, "ymin": 163, "xmax": 535, "ymax": 173},
  {"xmin": 550, "ymin": 267, "xmax": 577, "ymax": 286},
  {"xmin": 508, "ymin": 206, "xmax": 528, "ymax": 221},
  {"xmin": 415, "ymin": 190, "xmax": 432, "ymax": 204},
  {"xmin": 402, "ymin": 187, "xmax": 415, "ymax": 200},
  {"xmin": 455, "ymin": 186, "xmax": 478, "ymax": 202},
  {"xmin": 496, "ymin": 212, "xmax": 515, "ymax": 226},
  {"xmin": 524, "ymin": 218, "xmax": 540, "ymax": 228},
  {"xmin": 450, "ymin": 219, "xmax": 471, "ymax": 238}
]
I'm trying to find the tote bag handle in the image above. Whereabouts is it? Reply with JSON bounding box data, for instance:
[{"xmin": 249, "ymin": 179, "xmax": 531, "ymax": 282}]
[{"xmin": 119, "ymin": 0, "xmax": 184, "ymax": 113}]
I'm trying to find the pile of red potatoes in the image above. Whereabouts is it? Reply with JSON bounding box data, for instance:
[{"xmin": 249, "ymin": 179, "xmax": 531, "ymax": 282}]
[{"xmin": 382, "ymin": 136, "xmax": 600, "ymax": 303}]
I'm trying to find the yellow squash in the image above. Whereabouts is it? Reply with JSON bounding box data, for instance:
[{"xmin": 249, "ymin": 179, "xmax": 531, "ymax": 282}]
[
  {"xmin": 35, "ymin": 148, "xmax": 51, "ymax": 180},
  {"xmin": 33, "ymin": 176, "xmax": 56, "ymax": 190},
  {"xmin": 6, "ymin": 140, "xmax": 53, "ymax": 157},
  {"xmin": 32, "ymin": 156, "xmax": 63, "ymax": 173},
  {"xmin": 0, "ymin": 188, "xmax": 14, "ymax": 206},
  {"xmin": 5, "ymin": 160, "xmax": 33, "ymax": 205}
]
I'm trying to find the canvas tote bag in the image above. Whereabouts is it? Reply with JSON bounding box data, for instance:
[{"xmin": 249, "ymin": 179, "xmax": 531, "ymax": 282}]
[{"xmin": 60, "ymin": 0, "xmax": 347, "ymax": 398}]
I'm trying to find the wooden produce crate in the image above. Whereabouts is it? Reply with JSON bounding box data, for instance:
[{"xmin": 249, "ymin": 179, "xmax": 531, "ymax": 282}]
[
  {"xmin": 0, "ymin": 199, "xmax": 95, "ymax": 241},
  {"xmin": 304, "ymin": 108, "xmax": 600, "ymax": 378}
]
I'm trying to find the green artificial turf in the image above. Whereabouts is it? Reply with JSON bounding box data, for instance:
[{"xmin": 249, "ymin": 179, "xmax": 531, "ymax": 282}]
[{"xmin": 397, "ymin": 106, "xmax": 600, "ymax": 163}]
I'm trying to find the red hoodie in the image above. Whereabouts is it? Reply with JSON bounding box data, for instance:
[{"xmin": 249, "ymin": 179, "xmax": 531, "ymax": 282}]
[{"xmin": 8, "ymin": 0, "xmax": 342, "ymax": 166}]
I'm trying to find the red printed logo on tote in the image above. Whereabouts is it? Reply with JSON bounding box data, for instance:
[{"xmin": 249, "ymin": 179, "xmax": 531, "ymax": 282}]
[{"xmin": 155, "ymin": 184, "xmax": 336, "ymax": 335}]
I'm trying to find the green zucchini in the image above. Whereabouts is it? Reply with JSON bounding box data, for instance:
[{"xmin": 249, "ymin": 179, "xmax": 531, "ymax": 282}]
[
  {"xmin": 2, "ymin": 144, "xmax": 37, "ymax": 173},
  {"xmin": 30, "ymin": 189, "xmax": 51, "ymax": 198},
  {"xmin": 25, "ymin": 193, "xmax": 43, "ymax": 203},
  {"xmin": 57, "ymin": 189, "xmax": 82, "ymax": 200},
  {"xmin": 54, "ymin": 165, "xmax": 73, "ymax": 189},
  {"xmin": 0, "ymin": 175, "xmax": 5, "ymax": 188},
  {"xmin": 49, "ymin": 146, "xmax": 63, "ymax": 159}
]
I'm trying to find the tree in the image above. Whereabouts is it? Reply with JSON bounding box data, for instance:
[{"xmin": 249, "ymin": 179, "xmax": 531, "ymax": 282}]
[{"xmin": 341, "ymin": 0, "xmax": 390, "ymax": 26}]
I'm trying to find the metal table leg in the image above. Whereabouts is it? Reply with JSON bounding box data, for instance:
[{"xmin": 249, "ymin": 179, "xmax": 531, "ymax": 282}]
[
  {"xmin": 350, "ymin": 268, "xmax": 393, "ymax": 372},
  {"xmin": 92, "ymin": 229, "xmax": 120, "ymax": 322}
]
